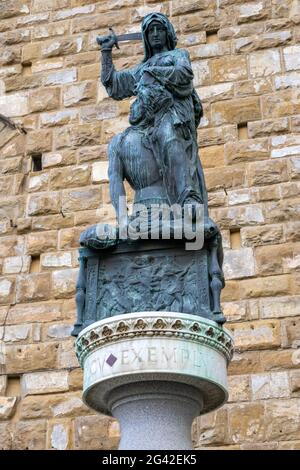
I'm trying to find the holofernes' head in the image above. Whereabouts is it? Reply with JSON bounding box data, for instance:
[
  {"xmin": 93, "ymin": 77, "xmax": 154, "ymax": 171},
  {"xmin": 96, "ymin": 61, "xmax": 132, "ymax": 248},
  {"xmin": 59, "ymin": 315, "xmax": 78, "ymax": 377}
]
[
  {"xmin": 129, "ymin": 84, "xmax": 173, "ymax": 126},
  {"xmin": 141, "ymin": 13, "xmax": 177, "ymax": 61}
]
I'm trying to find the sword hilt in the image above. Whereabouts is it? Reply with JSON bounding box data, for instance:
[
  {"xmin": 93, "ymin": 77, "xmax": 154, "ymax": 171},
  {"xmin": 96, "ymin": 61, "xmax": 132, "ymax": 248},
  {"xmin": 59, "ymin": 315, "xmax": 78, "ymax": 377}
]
[
  {"xmin": 109, "ymin": 27, "xmax": 120, "ymax": 50},
  {"xmin": 96, "ymin": 27, "xmax": 120, "ymax": 50}
]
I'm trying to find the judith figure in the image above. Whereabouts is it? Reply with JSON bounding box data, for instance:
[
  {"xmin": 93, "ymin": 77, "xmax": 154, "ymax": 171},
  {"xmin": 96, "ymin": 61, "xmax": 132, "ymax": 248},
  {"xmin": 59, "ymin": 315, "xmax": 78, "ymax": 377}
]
[{"xmin": 99, "ymin": 12, "xmax": 208, "ymax": 219}]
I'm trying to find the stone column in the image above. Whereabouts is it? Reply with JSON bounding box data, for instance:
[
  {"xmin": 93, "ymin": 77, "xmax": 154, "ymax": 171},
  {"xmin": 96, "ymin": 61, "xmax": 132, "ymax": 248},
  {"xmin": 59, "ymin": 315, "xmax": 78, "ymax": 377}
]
[{"xmin": 75, "ymin": 312, "xmax": 233, "ymax": 450}]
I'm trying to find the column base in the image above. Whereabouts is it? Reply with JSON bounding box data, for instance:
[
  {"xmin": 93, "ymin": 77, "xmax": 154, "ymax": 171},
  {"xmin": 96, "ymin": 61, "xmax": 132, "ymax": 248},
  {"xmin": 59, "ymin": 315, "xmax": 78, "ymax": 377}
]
[
  {"xmin": 111, "ymin": 382, "xmax": 202, "ymax": 450},
  {"xmin": 75, "ymin": 312, "xmax": 233, "ymax": 450}
]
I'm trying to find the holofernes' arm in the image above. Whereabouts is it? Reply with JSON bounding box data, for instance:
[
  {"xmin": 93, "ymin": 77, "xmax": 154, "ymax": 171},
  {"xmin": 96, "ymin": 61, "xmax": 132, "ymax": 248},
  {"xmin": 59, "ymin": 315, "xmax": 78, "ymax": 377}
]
[
  {"xmin": 108, "ymin": 136, "xmax": 127, "ymax": 224},
  {"xmin": 142, "ymin": 49, "xmax": 194, "ymax": 97},
  {"xmin": 101, "ymin": 49, "xmax": 138, "ymax": 100}
]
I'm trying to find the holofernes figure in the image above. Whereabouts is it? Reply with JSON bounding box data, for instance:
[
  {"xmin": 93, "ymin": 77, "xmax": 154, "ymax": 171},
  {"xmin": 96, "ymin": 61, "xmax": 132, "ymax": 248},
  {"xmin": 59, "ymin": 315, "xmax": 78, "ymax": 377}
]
[{"xmin": 99, "ymin": 12, "xmax": 209, "ymax": 221}]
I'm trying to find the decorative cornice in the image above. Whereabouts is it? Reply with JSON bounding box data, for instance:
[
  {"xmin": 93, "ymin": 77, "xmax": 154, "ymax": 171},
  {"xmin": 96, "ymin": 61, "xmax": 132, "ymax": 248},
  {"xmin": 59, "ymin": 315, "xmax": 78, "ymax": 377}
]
[{"xmin": 75, "ymin": 313, "xmax": 234, "ymax": 367}]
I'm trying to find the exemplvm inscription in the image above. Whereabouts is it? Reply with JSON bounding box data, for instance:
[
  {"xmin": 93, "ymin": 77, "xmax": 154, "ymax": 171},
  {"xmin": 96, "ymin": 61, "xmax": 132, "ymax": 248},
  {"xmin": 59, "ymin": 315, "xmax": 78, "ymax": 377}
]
[{"xmin": 89, "ymin": 345, "xmax": 202, "ymax": 377}]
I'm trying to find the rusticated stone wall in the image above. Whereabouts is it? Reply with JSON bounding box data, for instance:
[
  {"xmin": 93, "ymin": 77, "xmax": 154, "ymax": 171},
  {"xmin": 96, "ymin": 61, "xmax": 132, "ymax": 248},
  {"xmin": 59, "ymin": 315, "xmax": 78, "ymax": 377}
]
[{"xmin": 0, "ymin": 0, "xmax": 300, "ymax": 450}]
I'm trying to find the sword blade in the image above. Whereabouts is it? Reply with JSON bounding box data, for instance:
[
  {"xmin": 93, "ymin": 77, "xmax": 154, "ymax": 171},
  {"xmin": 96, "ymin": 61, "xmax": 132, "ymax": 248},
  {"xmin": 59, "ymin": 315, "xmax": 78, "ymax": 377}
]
[{"xmin": 116, "ymin": 32, "xmax": 142, "ymax": 42}]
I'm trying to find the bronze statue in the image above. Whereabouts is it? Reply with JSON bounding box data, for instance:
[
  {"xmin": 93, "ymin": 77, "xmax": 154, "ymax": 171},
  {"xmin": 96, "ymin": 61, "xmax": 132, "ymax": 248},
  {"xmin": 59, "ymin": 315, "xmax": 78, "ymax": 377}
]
[{"xmin": 71, "ymin": 13, "xmax": 226, "ymax": 336}]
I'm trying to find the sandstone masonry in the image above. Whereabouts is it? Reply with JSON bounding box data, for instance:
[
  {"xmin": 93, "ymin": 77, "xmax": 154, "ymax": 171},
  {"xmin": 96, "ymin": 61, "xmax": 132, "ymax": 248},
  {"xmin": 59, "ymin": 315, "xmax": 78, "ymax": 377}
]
[{"xmin": 0, "ymin": 0, "xmax": 300, "ymax": 450}]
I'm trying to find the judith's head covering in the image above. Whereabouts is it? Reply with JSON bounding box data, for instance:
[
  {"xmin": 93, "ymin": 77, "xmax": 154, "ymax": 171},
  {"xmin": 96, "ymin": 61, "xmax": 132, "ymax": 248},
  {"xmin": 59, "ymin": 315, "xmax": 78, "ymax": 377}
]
[{"xmin": 141, "ymin": 12, "xmax": 177, "ymax": 61}]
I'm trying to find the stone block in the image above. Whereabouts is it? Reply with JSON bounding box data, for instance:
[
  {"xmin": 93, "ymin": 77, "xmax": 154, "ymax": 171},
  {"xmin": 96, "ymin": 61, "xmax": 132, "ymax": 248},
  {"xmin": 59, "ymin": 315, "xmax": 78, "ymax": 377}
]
[
  {"xmin": 228, "ymin": 351, "xmax": 261, "ymax": 376},
  {"xmin": 285, "ymin": 221, "xmax": 300, "ymax": 242},
  {"xmin": 58, "ymin": 227, "xmax": 82, "ymax": 249},
  {"xmin": 180, "ymin": 11, "xmax": 220, "ymax": 34},
  {"xmin": 235, "ymin": 1, "xmax": 269, "ymax": 23},
  {"xmin": 6, "ymin": 301, "xmax": 62, "ymax": 325},
  {"xmin": 26, "ymin": 230, "xmax": 57, "ymax": 255},
  {"xmin": 52, "ymin": 268, "xmax": 78, "ymax": 299},
  {"xmin": 91, "ymin": 161, "xmax": 108, "ymax": 183},
  {"xmin": 171, "ymin": 0, "xmax": 209, "ymax": 16},
  {"xmin": 72, "ymin": 10, "xmax": 129, "ymax": 33},
  {"xmin": 3, "ymin": 324, "xmax": 31, "ymax": 342},
  {"xmin": 248, "ymin": 118, "xmax": 290, "ymax": 138},
  {"xmin": 81, "ymin": 103, "xmax": 120, "ymax": 122},
  {"xmin": 265, "ymin": 400, "xmax": 300, "ymax": 441},
  {"xmin": 0, "ymin": 278, "xmax": 15, "ymax": 305},
  {"xmin": 31, "ymin": 214, "xmax": 74, "ymax": 232},
  {"xmin": 289, "ymin": 157, "xmax": 300, "ymax": 180},
  {"xmin": 283, "ymin": 45, "xmax": 300, "ymax": 71},
  {"xmin": 227, "ymin": 189, "xmax": 251, "ymax": 205},
  {"xmin": 240, "ymin": 274, "xmax": 291, "ymax": 298},
  {"xmin": 51, "ymin": 394, "xmax": 88, "ymax": 418},
  {"xmin": 0, "ymin": 375, "xmax": 7, "ymax": 395},
  {"xmin": 260, "ymin": 296, "xmax": 300, "ymax": 318},
  {"xmin": 211, "ymin": 56, "xmax": 247, "ymax": 83},
  {"xmin": 63, "ymin": 80, "xmax": 97, "ymax": 107},
  {"xmin": 48, "ymin": 422, "xmax": 71, "ymax": 450},
  {"xmin": 21, "ymin": 371, "xmax": 69, "ymax": 396},
  {"xmin": 12, "ymin": 420, "xmax": 47, "ymax": 450},
  {"xmin": 251, "ymin": 372, "xmax": 290, "ymax": 400},
  {"xmin": 41, "ymin": 37, "xmax": 83, "ymax": 59},
  {"xmin": 291, "ymin": 370, "xmax": 300, "ymax": 395},
  {"xmin": 211, "ymin": 97, "xmax": 261, "ymax": 125},
  {"xmin": 241, "ymin": 224, "xmax": 283, "ymax": 246},
  {"xmin": 262, "ymin": 89, "xmax": 300, "ymax": 119},
  {"xmin": 234, "ymin": 77, "xmax": 273, "ymax": 100},
  {"xmin": 77, "ymin": 145, "xmax": 107, "ymax": 163},
  {"xmin": 5, "ymin": 342, "xmax": 58, "ymax": 374},
  {"xmin": 74, "ymin": 415, "xmax": 118, "ymax": 450},
  {"xmin": 43, "ymin": 68, "xmax": 77, "ymax": 86},
  {"xmin": 29, "ymin": 87, "xmax": 60, "ymax": 113},
  {"xmin": 228, "ymin": 403, "xmax": 266, "ymax": 444},
  {"xmin": 234, "ymin": 31, "xmax": 291, "ymax": 54},
  {"xmin": 248, "ymin": 159, "xmax": 288, "ymax": 186},
  {"xmin": 225, "ymin": 138, "xmax": 269, "ymax": 164},
  {"xmin": 27, "ymin": 191, "xmax": 60, "ymax": 216},
  {"xmin": 0, "ymin": 92, "xmax": 28, "ymax": 118},
  {"xmin": 192, "ymin": 60, "xmax": 210, "ymax": 87},
  {"xmin": 222, "ymin": 300, "xmax": 247, "ymax": 322},
  {"xmin": 198, "ymin": 82, "xmax": 234, "ymax": 103},
  {"xmin": 16, "ymin": 273, "xmax": 52, "ymax": 302},
  {"xmin": 190, "ymin": 42, "xmax": 231, "ymax": 60},
  {"xmin": 33, "ymin": 21, "xmax": 71, "ymax": 41},
  {"xmin": 0, "ymin": 1, "xmax": 29, "ymax": 20},
  {"xmin": 227, "ymin": 320, "xmax": 281, "ymax": 350},
  {"xmin": 223, "ymin": 248, "xmax": 256, "ymax": 280},
  {"xmin": 41, "ymin": 252, "xmax": 72, "ymax": 269},
  {"xmin": 281, "ymin": 318, "xmax": 300, "ymax": 348},
  {"xmin": 208, "ymin": 191, "xmax": 226, "ymax": 207},
  {"xmin": 0, "ymin": 236, "xmax": 23, "ymax": 257},
  {"xmin": 228, "ymin": 375, "xmax": 251, "ymax": 402},
  {"xmin": 40, "ymin": 109, "xmax": 78, "ymax": 128},
  {"xmin": 264, "ymin": 198, "xmax": 300, "ymax": 224},
  {"xmin": 51, "ymin": 164, "xmax": 91, "ymax": 190},
  {"xmin": 68, "ymin": 368, "xmax": 83, "ymax": 391},
  {"xmin": 0, "ymin": 397, "xmax": 17, "ymax": 420},
  {"xmin": 61, "ymin": 187, "xmax": 101, "ymax": 212},
  {"xmin": 212, "ymin": 205, "xmax": 264, "ymax": 229},
  {"xmin": 255, "ymin": 244, "xmax": 293, "ymax": 276},
  {"xmin": 42, "ymin": 150, "xmax": 76, "ymax": 168},
  {"xmin": 194, "ymin": 409, "xmax": 229, "ymax": 446},
  {"xmin": 0, "ymin": 423, "xmax": 12, "ymax": 450},
  {"xmin": 26, "ymin": 130, "xmax": 52, "ymax": 154},
  {"xmin": 46, "ymin": 323, "xmax": 73, "ymax": 338},
  {"xmin": 57, "ymin": 338, "xmax": 78, "ymax": 368},
  {"xmin": 205, "ymin": 166, "xmax": 244, "ymax": 191},
  {"xmin": 2, "ymin": 256, "xmax": 31, "ymax": 274},
  {"xmin": 218, "ymin": 23, "xmax": 265, "ymax": 41},
  {"xmin": 28, "ymin": 173, "xmax": 49, "ymax": 193}
]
